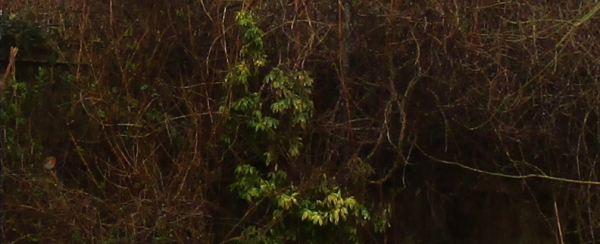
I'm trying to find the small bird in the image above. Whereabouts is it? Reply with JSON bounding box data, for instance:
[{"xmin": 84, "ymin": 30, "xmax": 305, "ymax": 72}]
[{"xmin": 43, "ymin": 156, "xmax": 56, "ymax": 170}]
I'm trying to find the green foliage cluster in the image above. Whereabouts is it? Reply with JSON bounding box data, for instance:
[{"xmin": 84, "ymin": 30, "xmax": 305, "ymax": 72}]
[
  {"xmin": 223, "ymin": 10, "xmax": 370, "ymax": 243},
  {"xmin": 1, "ymin": 67, "xmax": 53, "ymax": 164},
  {"xmin": 231, "ymin": 164, "xmax": 370, "ymax": 243},
  {"xmin": 222, "ymin": 11, "xmax": 314, "ymax": 157}
]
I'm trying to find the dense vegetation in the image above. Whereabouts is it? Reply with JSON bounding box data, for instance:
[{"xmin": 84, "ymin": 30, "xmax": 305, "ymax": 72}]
[{"xmin": 3, "ymin": 0, "xmax": 600, "ymax": 243}]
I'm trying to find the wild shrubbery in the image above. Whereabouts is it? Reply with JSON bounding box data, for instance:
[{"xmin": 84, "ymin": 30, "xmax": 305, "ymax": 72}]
[{"xmin": 3, "ymin": 1, "xmax": 600, "ymax": 243}]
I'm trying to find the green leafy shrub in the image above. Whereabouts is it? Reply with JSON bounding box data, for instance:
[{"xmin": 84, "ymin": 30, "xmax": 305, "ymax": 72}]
[{"xmin": 222, "ymin": 10, "xmax": 372, "ymax": 243}]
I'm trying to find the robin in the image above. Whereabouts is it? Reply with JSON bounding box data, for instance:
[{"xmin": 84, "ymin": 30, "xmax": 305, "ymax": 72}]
[{"xmin": 43, "ymin": 156, "xmax": 56, "ymax": 170}]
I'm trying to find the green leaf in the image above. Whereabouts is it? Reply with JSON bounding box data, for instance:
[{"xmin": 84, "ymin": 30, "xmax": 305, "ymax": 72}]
[{"xmin": 301, "ymin": 210, "xmax": 310, "ymax": 221}]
